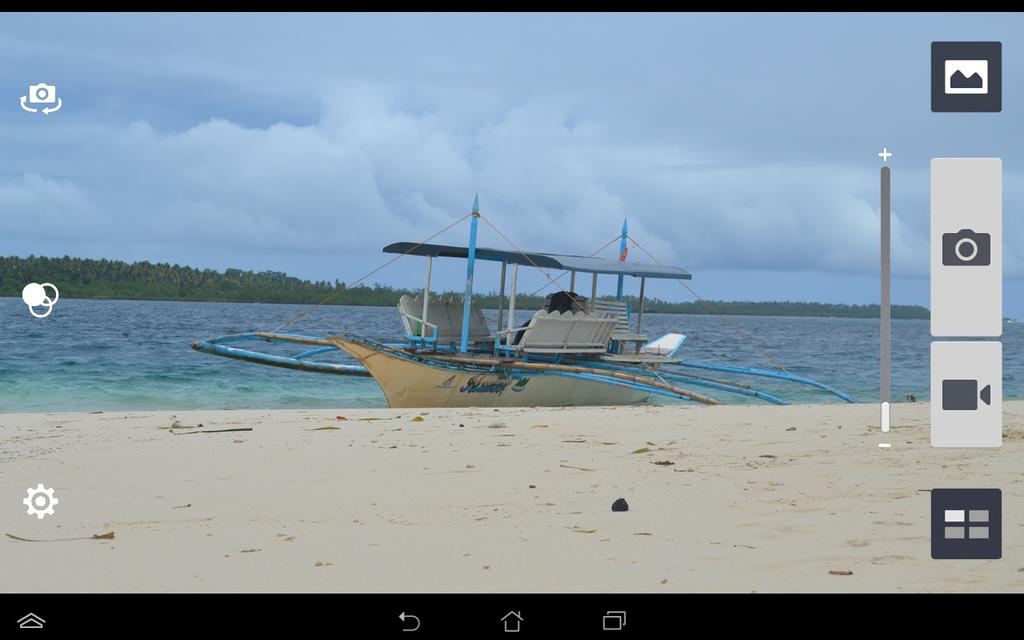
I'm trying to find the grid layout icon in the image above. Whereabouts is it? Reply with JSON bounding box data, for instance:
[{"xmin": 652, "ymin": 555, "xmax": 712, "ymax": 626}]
[
  {"xmin": 931, "ymin": 488, "xmax": 1001, "ymax": 559},
  {"xmin": 943, "ymin": 509, "xmax": 991, "ymax": 539}
]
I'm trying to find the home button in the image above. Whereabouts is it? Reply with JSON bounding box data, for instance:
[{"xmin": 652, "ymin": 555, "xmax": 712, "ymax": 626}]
[{"xmin": 501, "ymin": 610, "xmax": 523, "ymax": 633}]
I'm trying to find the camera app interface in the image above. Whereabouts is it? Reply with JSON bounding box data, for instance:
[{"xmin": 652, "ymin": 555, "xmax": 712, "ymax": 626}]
[{"xmin": 1, "ymin": 12, "xmax": 1021, "ymax": 615}]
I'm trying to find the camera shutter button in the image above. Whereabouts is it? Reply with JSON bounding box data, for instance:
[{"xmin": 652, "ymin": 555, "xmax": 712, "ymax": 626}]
[{"xmin": 955, "ymin": 237, "xmax": 979, "ymax": 262}]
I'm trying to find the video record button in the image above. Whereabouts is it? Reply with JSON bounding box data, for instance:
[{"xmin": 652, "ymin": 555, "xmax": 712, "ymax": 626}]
[{"xmin": 931, "ymin": 341, "xmax": 1001, "ymax": 448}]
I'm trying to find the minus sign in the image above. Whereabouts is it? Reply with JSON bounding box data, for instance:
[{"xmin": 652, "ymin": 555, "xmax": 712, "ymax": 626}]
[{"xmin": 878, "ymin": 443, "xmax": 892, "ymax": 448}]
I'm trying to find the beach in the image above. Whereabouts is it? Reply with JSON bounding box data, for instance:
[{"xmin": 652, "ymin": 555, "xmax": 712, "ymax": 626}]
[{"xmin": 2, "ymin": 401, "xmax": 1022, "ymax": 593}]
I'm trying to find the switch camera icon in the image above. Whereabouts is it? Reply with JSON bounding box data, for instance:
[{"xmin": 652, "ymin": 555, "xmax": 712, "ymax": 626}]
[{"xmin": 20, "ymin": 82, "xmax": 62, "ymax": 115}]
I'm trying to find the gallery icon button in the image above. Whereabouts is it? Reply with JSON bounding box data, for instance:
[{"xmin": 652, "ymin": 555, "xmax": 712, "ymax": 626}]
[
  {"xmin": 931, "ymin": 42, "xmax": 1001, "ymax": 112},
  {"xmin": 931, "ymin": 488, "xmax": 1001, "ymax": 559}
]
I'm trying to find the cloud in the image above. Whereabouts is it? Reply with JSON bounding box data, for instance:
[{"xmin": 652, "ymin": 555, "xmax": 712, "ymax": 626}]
[
  {"xmin": 0, "ymin": 174, "xmax": 107, "ymax": 240},
  {"xmin": 2, "ymin": 10, "xmax": 1023, "ymax": 305},
  {"xmin": 0, "ymin": 88, "xmax": 1008, "ymax": 290}
]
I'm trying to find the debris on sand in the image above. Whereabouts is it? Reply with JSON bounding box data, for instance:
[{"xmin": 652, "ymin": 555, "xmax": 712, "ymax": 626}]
[
  {"xmin": 612, "ymin": 498, "xmax": 629, "ymax": 512},
  {"xmin": 5, "ymin": 531, "xmax": 115, "ymax": 542},
  {"xmin": 173, "ymin": 427, "xmax": 252, "ymax": 435},
  {"xmin": 559, "ymin": 464, "xmax": 594, "ymax": 472}
]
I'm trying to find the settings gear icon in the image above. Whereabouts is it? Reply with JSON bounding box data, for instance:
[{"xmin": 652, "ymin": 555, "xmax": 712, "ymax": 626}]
[{"xmin": 23, "ymin": 483, "xmax": 59, "ymax": 519}]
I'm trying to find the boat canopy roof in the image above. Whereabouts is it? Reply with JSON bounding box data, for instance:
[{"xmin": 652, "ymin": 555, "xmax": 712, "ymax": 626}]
[{"xmin": 383, "ymin": 242, "xmax": 692, "ymax": 280}]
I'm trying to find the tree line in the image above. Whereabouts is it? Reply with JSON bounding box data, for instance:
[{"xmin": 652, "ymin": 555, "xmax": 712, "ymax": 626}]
[{"xmin": 0, "ymin": 255, "xmax": 930, "ymax": 319}]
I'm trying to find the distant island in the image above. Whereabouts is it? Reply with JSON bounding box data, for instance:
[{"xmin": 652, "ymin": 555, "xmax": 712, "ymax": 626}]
[{"xmin": 1, "ymin": 255, "xmax": 931, "ymax": 319}]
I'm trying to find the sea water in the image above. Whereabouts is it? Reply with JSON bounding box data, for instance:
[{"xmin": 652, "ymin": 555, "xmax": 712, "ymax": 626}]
[{"xmin": 1, "ymin": 297, "xmax": 1020, "ymax": 412}]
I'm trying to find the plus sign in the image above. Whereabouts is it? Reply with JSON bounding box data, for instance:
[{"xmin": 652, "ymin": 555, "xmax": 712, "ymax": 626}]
[{"xmin": 878, "ymin": 147, "xmax": 893, "ymax": 162}]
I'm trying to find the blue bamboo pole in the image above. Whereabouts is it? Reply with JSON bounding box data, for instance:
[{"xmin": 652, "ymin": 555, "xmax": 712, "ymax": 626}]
[
  {"xmin": 565, "ymin": 357, "xmax": 787, "ymax": 404},
  {"xmin": 192, "ymin": 336, "xmax": 368, "ymax": 376},
  {"xmin": 460, "ymin": 195, "xmax": 480, "ymax": 353},
  {"xmin": 676, "ymin": 360, "xmax": 858, "ymax": 404},
  {"xmin": 616, "ymin": 218, "xmax": 628, "ymax": 300}
]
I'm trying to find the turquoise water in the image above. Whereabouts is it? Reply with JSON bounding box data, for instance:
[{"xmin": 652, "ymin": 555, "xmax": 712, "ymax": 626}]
[{"xmin": 1, "ymin": 297, "xmax": 1021, "ymax": 411}]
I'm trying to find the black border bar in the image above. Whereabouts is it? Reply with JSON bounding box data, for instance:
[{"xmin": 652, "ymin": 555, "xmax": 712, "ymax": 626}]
[{"xmin": 2, "ymin": 593, "xmax": 1021, "ymax": 635}]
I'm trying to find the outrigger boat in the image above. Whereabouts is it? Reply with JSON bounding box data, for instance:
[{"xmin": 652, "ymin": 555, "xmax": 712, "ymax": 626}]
[{"xmin": 193, "ymin": 198, "xmax": 856, "ymax": 408}]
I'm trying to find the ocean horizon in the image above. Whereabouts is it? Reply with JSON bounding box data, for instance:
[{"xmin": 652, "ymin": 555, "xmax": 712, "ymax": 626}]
[{"xmin": 1, "ymin": 297, "xmax": 1019, "ymax": 413}]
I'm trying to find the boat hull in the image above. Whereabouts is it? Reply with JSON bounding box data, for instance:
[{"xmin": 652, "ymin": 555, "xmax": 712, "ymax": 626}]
[{"xmin": 329, "ymin": 338, "xmax": 649, "ymax": 408}]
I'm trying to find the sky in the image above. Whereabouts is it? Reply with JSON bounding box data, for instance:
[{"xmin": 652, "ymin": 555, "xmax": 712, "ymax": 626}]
[{"xmin": 1, "ymin": 12, "xmax": 1022, "ymax": 314}]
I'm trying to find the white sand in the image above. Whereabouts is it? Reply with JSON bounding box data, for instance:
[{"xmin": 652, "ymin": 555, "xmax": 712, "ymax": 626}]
[{"xmin": 2, "ymin": 402, "xmax": 1022, "ymax": 592}]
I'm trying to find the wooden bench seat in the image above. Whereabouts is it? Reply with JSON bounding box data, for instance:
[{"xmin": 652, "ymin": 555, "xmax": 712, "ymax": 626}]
[
  {"xmin": 500, "ymin": 310, "xmax": 616, "ymax": 354},
  {"xmin": 398, "ymin": 293, "xmax": 491, "ymax": 347}
]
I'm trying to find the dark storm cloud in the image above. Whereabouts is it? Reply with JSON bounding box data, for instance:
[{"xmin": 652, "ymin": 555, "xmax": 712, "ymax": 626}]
[{"xmin": 1, "ymin": 12, "xmax": 1022, "ymax": 308}]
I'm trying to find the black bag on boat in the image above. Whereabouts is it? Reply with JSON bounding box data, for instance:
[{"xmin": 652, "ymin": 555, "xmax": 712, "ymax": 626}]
[{"xmin": 544, "ymin": 290, "xmax": 587, "ymax": 314}]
